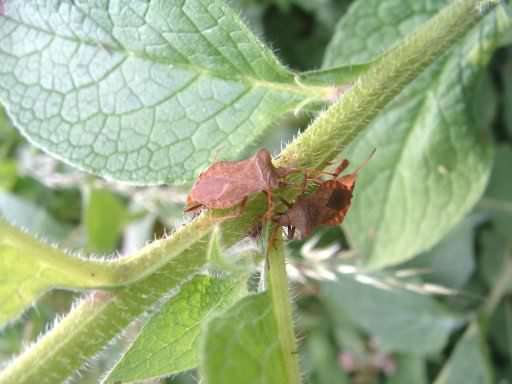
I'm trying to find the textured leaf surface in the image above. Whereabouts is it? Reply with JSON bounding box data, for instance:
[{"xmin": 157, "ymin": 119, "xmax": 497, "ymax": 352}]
[
  {"xmin": 434, "ymin": 323, "xmax": 493, "ymax": 384},
  {"xmin": 0, "ymin": 0, "xmax": 315, "ymax": 184},
  {"xmin": 323, "ymin": 0, "xmax": 445, "ymax": 67},
  {"xmin": 321, "ymin": 274, "xmax": 461, "ymax": 354},
  {"xmin": 105, "ymin": 275, "xmax": 245, "ymax": 383},
  {"xmin": 324, "ymin": 0, "xmax": 502, "ymax": 267},
  {"xmin": 200, "ymin": 292, "xmax": 287, "ymax": 384}
]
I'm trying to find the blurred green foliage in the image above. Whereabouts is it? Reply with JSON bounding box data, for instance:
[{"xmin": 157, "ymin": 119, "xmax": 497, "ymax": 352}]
[{"xmin": 0, "ymin": 0, "xmax": 512, "ymax": 383}]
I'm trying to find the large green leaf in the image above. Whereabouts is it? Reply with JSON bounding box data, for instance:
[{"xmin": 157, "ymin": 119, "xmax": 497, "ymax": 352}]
[
  {"xmin": 323, "ymin": 0, "xmax": 505, "ymax": 267},
  {"xmin": 434, "ymin": 322, "xmax": 493, "ymax": 384},
  {"xmin": 0, "ymin": 0, "xmax": 321, "ymax": 184},
  {"xmin": 104, "ymin": 275, "xmax": 246, "ymax": 383},
  {"xmin": 400, "ymin": 214, "xmax": 481, "ymax": 289},
  {"xmin": 323, "ymin": 0, "xmax": 445, "ymax": 67},
  {"xmin": 200, "ymin": 292, "xmax": 288, "ymax": 384},
  {"xmin": 321, "ymin": 274, "xmax": 461, "ymax": 354}
]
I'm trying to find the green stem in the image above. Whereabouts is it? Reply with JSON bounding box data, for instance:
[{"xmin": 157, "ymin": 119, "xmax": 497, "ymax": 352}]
[
  {"xmin": 267, "ymin": 233, "xmax": 301, "ymax": 384},
  {"xmin": 276, "ymin": 0, "xmax": 497, "ymax": 170},
  {"xmin": 0, "ymin": 219, "xmax": 113, "ymax": 287},
  {"xmin": 0, "ymin": 215, "xmax": 214, "ymax": 288},
  {"xmin": 0, "ymin": 251, "xmax": 207, "ymax": 384},
  {"xmin": 0, "ymin": 206, "xmax": 260, "ymax": 384}
]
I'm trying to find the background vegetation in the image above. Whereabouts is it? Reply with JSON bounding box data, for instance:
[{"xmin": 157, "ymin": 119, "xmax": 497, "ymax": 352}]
[{"xmin": 0, "ymin": 0, "xmax": 512, "ymax": 383}]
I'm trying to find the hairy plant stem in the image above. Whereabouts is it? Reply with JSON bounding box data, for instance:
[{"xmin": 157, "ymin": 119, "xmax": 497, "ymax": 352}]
[
  {"xmin": 0, "ymin": 217, "xmax": 213, "ymax": 288},
  {"xmin": 0, "ymin": 202, "xmax": 263, "ymax": 384},
  {"xmin": 0, "ymin": 0, "xmax": 499, "ymax": 382},
  {"xmin": 267, "ymin": 233, "xmax": 301, "ymax": 384},
  {"xmin": 276, "ymin": 0, "xmax": 497, "ymax": 170}
]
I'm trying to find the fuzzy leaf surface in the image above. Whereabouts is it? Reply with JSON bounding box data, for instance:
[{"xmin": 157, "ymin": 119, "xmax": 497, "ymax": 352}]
[
  {"xmin": 104, "ymin": 275, "xmax": 245, "ymax": 383},
  {"xmin": 324, "ymin": 0, "xmax": 505, "ymax": 267},
  {"xmin": 200, "ymin": 292, "xmax": 287, "ymax": 384},
  {"xmin": 0, "ymin": 0, "xmax": 315, "ymax": 184}
]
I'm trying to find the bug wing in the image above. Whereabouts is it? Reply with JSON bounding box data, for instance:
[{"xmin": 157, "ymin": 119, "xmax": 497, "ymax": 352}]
[{"xmin": 189, "ymin": 175, "xmax": 245, "ymax": 208}]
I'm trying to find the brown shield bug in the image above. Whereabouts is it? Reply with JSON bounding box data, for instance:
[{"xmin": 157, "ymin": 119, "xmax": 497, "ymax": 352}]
[
  {"xmin": 185, "ymin": 148, "xmax": 297, "ymax": 218},
  {"xmin": 276, "ymin": 150, "xmax": 375, "ymax": 238}
]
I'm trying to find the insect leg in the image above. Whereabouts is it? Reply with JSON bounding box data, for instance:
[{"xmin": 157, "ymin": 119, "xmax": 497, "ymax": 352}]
[
  {"xmin": 287, "ymin": 225, "xmax": 296, "ymax": 240},
  {"xmin": 263, "ymin": 190, "xmax": 273, "ymax": 221},
  {"xmin": 331, "ymin": 159, "xmax": 350, "ymax": 178},
  {"xmin": 184, "ymin": 203, "xmax": 204, "ymax": 213}
]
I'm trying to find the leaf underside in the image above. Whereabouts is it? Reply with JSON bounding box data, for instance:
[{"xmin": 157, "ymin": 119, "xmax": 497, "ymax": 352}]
[
  {"xmin": 200, "ymin": 292, "xmax": 288, "ymax": 384},
  {"xmin": 0, "ymin": 0, "xmax": 309, "ymax": 184},
  {"xmin": 325, "ymin": 0, "xmax": 503, "ymax": 267},
  {"xmin": 104, "ymin": 275, "xmax": 246, "ymax": 383}
]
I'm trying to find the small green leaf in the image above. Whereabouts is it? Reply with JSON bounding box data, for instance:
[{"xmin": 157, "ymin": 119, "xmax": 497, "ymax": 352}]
[
  {"xmin": 84, "ymin": 187, "xmax": 127, "ymax": 253},
  {"xmin": 0, "ymin": 0, "xmax": 324, "ymax": 184},
  {"xmin": 104, "ymin": 274, "xmax": 246, "ymax": 383},
  {"xmin": 326, "ymin": 0, "xmax": 503, "ymax": 267},
  {"xmin": 434, "ymin": 322, "xmax": 493, "ymax": 384},
  {"xmin": 321, "ymin": 274, "xmax": 461, "ymax": 354},
  {"xmin": 200, "ymin": 292, "xmax": 288, "ymax": 384},
  {"xmin": 206, "ymin": 225, "xmax": 226, "ymax": 265}
]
